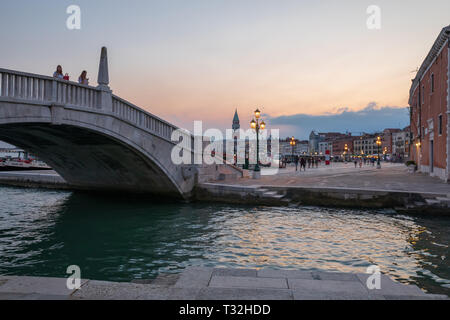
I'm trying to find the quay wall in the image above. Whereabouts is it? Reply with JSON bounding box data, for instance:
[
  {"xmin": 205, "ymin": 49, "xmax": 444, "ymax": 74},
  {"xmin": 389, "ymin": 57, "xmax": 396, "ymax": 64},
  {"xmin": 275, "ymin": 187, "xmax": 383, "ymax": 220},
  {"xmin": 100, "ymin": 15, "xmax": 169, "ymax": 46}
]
[
  {"xmin": 1, "ymin": 172, "xmax": 450, "ymax": 215},
  {"xmin": 195, "ymin": 183, "xmax": 450, "ymax": 216}
]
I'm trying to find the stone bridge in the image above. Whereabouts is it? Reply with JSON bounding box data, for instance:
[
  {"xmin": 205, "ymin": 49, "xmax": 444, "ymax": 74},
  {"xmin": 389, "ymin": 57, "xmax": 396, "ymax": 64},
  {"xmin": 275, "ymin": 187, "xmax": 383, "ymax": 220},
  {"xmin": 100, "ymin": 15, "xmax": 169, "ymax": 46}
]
[{"xmin": 0, "ymin": 48, "xmax": 242, "ymax": 199}]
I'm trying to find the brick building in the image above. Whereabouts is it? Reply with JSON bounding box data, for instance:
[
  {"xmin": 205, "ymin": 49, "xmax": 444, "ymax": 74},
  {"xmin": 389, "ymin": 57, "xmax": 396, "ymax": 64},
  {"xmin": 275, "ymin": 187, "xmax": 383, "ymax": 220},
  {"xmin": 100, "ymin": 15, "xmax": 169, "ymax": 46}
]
[
  {"xmin": 409, "ymin": 26, "xmax": 450, "ymax": 181},
  {"xmin": 309, "ymin": 131, "xmax": 349, "ymax": 154},
  {"xmin": 381, "ymin": 128, "xmax": 401, "ymax": 157},
  {"xmin": 332, "ymin": 137, "xmax": 354, "ymax": 157}
]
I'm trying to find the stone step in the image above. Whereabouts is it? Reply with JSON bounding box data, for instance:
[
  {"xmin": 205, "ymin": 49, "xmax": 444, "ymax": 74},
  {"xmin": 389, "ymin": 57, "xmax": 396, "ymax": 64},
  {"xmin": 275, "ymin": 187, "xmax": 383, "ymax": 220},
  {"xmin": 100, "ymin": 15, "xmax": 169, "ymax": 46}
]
[
  {"xmin": 260, "ymin": 191, "xmax": 285, "ymax": 200},
  {"xmin": 217, "ymin": 173, "xmax": 238, "ymax": 181},
  {"xmin": 425, "ymin": 199, "xmax": 442, "ymax": 206},
  {"xmin": 264, "ymin": 194, "xmax": 285, "ymax": 199},
  {"xmin": 413, "ymin": 202, "xmax": 427, "ymax": 207}
]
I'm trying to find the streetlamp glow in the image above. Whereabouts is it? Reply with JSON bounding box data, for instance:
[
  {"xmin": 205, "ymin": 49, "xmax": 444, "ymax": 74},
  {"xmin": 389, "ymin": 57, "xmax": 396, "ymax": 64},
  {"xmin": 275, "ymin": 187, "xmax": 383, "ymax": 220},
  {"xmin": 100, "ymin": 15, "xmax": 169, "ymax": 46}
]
[
  {"xmin": 250, "ymin": 109, "xmax": 266, "ymax": 176},
  {"xmin": 376, "ymin": 136, "xmax": 382, "ymax": 169},
  {"xmin": 290, "ymin": 137, "xmax": 296, "ymax": 157}
]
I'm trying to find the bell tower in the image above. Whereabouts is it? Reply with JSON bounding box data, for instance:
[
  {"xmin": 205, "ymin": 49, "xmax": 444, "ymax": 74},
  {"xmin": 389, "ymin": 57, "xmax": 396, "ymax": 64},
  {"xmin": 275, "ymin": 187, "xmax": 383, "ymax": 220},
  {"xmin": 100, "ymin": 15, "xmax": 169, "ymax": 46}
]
[
  {"xmin": 232, "ymin": 109, "xmax": 240, "ymax": 139},
  {"xmin": 232, "ymin": 109, "xmax": 240, "ymax": 162}
]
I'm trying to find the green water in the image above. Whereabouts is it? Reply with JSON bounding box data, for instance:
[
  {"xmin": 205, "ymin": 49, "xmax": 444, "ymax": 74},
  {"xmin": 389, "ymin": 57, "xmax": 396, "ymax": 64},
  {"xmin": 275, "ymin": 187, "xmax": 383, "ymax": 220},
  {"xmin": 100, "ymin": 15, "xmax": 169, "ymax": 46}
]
[{"xmin": 0, "ymin": 186, "xmax": 449, "ymax": 295}]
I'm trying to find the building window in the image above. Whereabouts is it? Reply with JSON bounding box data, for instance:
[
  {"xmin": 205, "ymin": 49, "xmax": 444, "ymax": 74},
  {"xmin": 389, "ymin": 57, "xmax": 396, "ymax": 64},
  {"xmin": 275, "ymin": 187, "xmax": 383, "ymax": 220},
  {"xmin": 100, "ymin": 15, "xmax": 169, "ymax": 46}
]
[
  {"xmin": 438, "ymin": 114, "xmax": 443, "ymax": 135},
  {"xmin": 422, "ymin": 86, "xmax": 425, "ymax": 104},
  {"xmin": 431, "ymin": 74, "xmax": 435, "ymax": 93}
]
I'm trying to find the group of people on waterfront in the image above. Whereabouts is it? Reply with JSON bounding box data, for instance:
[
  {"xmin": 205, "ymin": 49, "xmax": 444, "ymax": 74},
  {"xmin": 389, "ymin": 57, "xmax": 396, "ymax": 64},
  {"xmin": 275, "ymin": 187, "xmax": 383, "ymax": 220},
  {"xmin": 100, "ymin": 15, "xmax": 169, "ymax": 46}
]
[
  {"xmin": 292, "ymin": 156, "xmax": 320, "ymax": 172},
  {"xmin": 53, "ymin": 65, "xmax": 89, "ymax": 85},
  {"xmin": 352, "ymin": 157, "xmax": 380, "ymax": 168},
  {"xmin": 285, "ymin": 155, "xmax": 387, "ymax": 172}
]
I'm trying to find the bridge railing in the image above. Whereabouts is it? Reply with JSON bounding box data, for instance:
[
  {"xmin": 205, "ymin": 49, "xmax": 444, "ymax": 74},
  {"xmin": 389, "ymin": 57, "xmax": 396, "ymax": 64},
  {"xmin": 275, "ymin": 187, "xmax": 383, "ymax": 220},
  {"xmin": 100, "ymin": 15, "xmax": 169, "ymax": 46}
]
[
  {"xmin": 0, "ymin": 68, "xmax": 195, "ymax": 152},
  {"xmin": 0, "ymin": 69, "xmax": 53, "ymax": 102},
  {"xmin": 112, "ymin": 95, "xmax": 193, "ymax": 150},
  {"xmin": 0, "ymin": 68, "xmax": 99, "ymax": 109}
]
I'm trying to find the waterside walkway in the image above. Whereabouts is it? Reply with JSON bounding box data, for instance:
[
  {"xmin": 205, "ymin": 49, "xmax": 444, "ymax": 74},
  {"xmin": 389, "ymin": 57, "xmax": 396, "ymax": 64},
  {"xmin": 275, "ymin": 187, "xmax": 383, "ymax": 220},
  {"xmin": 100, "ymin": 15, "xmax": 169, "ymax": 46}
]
[
  {"xmin": 0, "ymin": 268, "xmax": 447, "ymax": 300},
  {"xmin": 0, "ymin": 164, "xmax": 449, "ymax": 213},
  {"xmin": 197, "ymin": 164, "xmax": 450, "ymax": 214}
]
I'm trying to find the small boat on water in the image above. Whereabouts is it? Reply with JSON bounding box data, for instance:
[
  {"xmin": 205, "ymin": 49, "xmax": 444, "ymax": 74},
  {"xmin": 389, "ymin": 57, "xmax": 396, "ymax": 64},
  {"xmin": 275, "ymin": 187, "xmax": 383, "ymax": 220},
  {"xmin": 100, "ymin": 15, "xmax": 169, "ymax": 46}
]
[{"xmin": 0, "ymin": 158, "xmax": 51, "ymax": 171}]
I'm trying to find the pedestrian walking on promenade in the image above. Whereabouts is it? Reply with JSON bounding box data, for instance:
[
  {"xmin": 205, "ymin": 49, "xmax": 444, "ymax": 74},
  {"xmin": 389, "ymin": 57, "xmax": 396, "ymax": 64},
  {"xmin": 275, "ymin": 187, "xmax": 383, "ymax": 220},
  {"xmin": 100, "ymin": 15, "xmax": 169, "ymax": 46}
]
[
  {"xmin": 307, "ymin": 157, "xmax": 311, "ymax": 168},
  {"xmin": 294, "ymin": 155, "xmax": 299, "ymax": 171},
  {"xmin": 354, "ymin": 158, "xmax": 358, "ymax": 168},
  {"xmin": 300, "ymin": 157, "xmax": 306, "ymax": 171}
]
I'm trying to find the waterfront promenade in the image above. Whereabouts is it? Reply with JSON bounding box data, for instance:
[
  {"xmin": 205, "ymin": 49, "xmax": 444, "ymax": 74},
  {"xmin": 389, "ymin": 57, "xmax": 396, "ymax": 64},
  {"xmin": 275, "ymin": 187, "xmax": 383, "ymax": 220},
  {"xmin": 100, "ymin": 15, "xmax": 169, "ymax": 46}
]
[
  {"xmin": 0, "ymin": 268, "xmax": 447, "ymax": 300},
  {"xmin": 232, "ymin": 163, "xmax": 450, "ymax": 195},
  {"xmin": 1, "ymin": 163, "xmax": 448, "ymax": 194},
  {"xmin": 1, "ymin": 163, "xmax": 449, "ymax": 213},
  {"xmin": 197, "ymin": 163, "xmax": 450, "ymax": 213}
]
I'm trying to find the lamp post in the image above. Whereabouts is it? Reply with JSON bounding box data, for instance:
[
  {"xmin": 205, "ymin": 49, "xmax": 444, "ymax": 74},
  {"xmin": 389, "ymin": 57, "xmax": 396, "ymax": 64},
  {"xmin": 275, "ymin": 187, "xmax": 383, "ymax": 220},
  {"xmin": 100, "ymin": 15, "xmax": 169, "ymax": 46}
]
[
  {"xmin": 250, "ymin": 108, "xmax": 265, "ymax": 177},
  {"xmin": 344, "ymin": 144, "xmax": 348, "ymax": 162},
  {"xmin": 376, "ymin": 136, "xmax": 382, "ymax": 169},
  {"xmin": 290, "ymin": 136, "xmax": 296, "ymax": 159}
]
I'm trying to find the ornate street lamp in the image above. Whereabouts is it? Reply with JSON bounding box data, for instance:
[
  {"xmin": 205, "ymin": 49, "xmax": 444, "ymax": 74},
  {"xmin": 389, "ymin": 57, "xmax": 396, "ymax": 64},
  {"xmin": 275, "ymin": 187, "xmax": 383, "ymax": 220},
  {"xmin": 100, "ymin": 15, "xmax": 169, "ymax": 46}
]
[
  {"xmin": 376, "ymin": 136, "xmax": 382, "ymax": 169},
  {"xmin": 344, "ymin": 144, "xmax": 348, "ymax": 162},
  {"xmin": 290, "ymin": 136, "xmax": 296, "ymax": 158},
  {"xmin": 250, "ymin": 108, "xmax": 265, "ymax": 175}
]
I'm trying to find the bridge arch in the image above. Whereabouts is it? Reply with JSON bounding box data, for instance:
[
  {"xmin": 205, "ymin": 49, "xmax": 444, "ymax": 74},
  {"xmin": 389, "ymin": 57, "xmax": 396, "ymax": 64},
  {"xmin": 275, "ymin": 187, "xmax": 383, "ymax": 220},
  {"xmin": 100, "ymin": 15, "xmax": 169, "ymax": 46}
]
[{"xmin": 0, "ymin": 48, "xmax": 197, "ymax": 198}]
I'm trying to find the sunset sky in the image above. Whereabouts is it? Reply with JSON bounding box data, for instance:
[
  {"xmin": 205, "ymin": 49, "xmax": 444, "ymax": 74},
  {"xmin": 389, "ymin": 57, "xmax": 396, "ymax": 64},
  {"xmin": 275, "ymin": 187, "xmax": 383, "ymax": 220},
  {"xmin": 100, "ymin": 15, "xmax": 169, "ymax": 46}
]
[{"xmin": 1, "ymin": 0, "xmax": 450, "ymax": 139}]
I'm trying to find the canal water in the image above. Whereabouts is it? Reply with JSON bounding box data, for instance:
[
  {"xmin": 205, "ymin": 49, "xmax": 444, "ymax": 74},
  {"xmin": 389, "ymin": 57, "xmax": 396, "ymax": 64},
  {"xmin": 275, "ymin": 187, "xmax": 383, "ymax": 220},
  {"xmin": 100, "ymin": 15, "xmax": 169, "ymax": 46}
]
[{"xmin": 0, "ymin": 186, "xmax": 449, "ymax": 296}]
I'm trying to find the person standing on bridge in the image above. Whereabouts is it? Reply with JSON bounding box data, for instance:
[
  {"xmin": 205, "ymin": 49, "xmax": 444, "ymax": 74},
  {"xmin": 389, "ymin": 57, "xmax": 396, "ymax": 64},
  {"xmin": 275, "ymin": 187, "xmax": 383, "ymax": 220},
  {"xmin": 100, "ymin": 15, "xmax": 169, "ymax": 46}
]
[
  {"xmin": 53, "ymin": 65, "xmax": 64, "ymax": 79},
  {"xmin": 78, "ymin": 71, "xmax": 89, "ymax": 85}
]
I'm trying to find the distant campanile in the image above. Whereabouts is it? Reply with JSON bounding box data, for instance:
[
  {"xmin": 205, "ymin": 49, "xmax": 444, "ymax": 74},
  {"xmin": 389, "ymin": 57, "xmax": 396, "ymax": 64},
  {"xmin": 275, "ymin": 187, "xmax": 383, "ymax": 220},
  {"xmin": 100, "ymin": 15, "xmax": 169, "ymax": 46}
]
[{"xmin": 232, "ymin": 109, "xmax": 240, "ymax": 137}]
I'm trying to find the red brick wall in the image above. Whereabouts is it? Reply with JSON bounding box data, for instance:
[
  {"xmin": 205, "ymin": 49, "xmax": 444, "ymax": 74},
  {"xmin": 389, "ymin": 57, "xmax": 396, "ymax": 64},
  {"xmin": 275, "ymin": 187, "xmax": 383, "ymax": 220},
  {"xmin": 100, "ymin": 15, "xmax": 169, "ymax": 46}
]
[
  {"xmin": 410, "ymin": 44, "xmax": 448, "ymax": 171},
  {"xmin": 332, "ymin": 139, "xmax": 354, "ymax": 156}
]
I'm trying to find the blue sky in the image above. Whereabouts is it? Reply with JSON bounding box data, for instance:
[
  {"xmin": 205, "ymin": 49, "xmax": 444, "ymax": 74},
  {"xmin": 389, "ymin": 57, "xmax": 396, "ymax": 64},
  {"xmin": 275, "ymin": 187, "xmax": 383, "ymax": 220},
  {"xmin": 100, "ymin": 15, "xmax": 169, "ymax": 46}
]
[
  {"xmin": 0, "ymin": 0, "xmax": 449, "ymax": 139},
  {"xmin": 267, "ymin": 103, "xmax": 409, "ymax": 140}
]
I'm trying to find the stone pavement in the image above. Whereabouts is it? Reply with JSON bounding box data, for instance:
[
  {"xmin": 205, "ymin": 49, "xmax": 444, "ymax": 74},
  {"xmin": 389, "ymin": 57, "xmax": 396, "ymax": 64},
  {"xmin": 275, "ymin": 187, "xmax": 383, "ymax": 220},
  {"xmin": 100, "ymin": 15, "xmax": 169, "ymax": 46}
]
[
  {"xmin": 0, "ymin": 268, "xmax": 447, "ymax": 300},
  {"xmin": 1, "ymin": 164, "xmax": 449, "ymax": 196},
  {"xmin": 231, "ymin": 163, "xmax": 450, "ymax": 195}
]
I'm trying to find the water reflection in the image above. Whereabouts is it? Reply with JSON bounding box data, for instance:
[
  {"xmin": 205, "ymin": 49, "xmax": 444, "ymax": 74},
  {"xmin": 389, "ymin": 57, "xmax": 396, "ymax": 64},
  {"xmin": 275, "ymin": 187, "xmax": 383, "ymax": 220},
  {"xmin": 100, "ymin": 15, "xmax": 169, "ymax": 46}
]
[{"xmin": 0, "ymin": 186, "xmax": 448, "ymax": 295}]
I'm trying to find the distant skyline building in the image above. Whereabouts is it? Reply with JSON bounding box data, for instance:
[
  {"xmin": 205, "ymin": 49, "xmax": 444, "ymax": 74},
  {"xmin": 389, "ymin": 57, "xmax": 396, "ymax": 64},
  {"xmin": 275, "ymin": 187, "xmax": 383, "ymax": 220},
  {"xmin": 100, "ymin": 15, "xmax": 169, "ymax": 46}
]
[
  {"xmin": 232, "ymin": 109, "xmax": 240, "ymax": 132},
  {"xmin": 309, "ymin": 131, "xmax": 351, "ymax": 156},
  {"xmin": 392, "ymin": 127, "xmax": 411, "ymax": 159}
]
